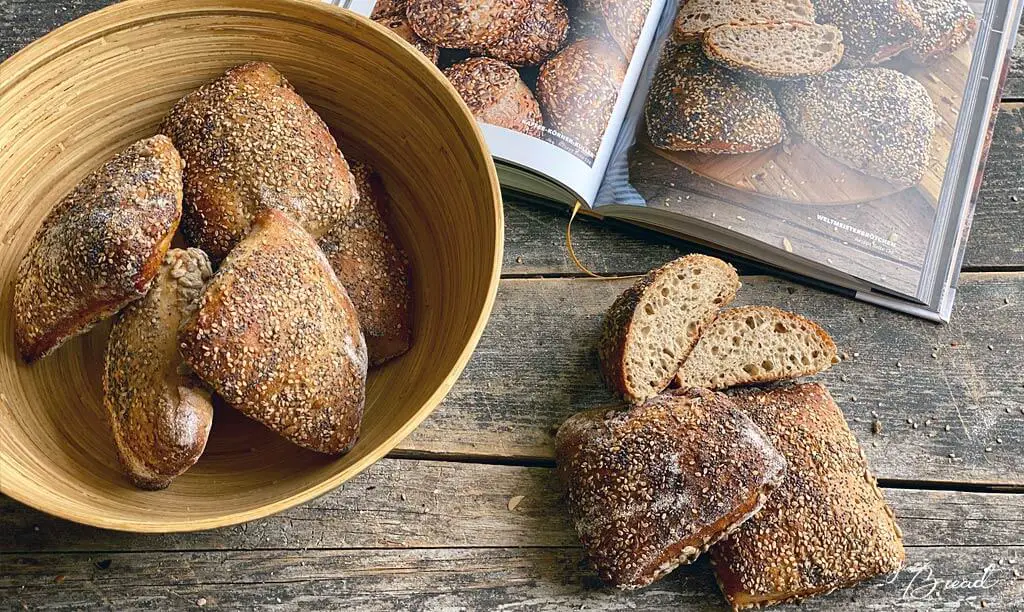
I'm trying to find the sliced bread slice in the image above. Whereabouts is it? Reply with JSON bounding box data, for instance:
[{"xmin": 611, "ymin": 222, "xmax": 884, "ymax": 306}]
[
  {"xmin": 598, "ymin": 255, "xmax": 740, "ymax": 404},
  {"xmin": 702, "ymin": 21, "xmax": 844, "ymax": 79},
  {"xmin": 675, "ymin": 306, "xmax": 837, "ymax": 390},
  {"xmin": 674, "ymin": 0, "xmax": 816, "ymax": 42}
]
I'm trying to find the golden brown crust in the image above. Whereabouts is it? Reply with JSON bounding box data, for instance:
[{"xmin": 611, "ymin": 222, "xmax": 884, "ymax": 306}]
[
  {"xmin": 712, "ymin": 383, "xmax": 905, "ymax": 608},
  {"xmin": 472, "ymin": 0, "xmax": 570, "ymax": 67},
  {"xmin": 537, "ymin": 38, "xmax": 627, "ymax": 159},
  {"xmin": 374, "ymin": 13, "xmax": 441, "ymax": 64},
  {"xmin": 159, "ymin": 62, "xmax": 358, "ymax": 260},
  {"xmin": 444, "ymin": 58, "xmax": 544, "ymax": 138},
  {"xmin": 406, "ymin": 0, "xmax": 531, "ymax": 48},
  {"xmin": 14, "ymin": 135, "xmax": 183, "ymax": 363},
  {"xmin": 104, "ymin": 248, "xmax": 214, "ymax": 490},
  {"xmin": 555, "ymin": 389, "xmax": 786, "ymax": 590},
  {"xmin": 599, "ymin": 0, "xmax": 651, "ymax": 60},
  {"xmin": 179, "ymin": 209, "xmax": 368, "ymax": 455},
  {"xmin": 319, "ymin": 160, "xmax": 413, "ymax": 367}
]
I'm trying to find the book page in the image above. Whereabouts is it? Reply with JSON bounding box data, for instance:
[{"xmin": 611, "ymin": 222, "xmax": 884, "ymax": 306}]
[
  {"xmin": 598, "ymin": 0, "xmax": 1012, "ymax": 303},
  {"xmin": 336, "ymin": 0, "xmax": 668, "ymax": 204}
]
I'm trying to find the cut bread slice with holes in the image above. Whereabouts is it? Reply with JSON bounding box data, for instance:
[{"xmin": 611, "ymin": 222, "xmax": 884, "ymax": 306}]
[
  {"xmin": 702, "ymin": 21, "xmax": 845, "ymax": 79},
  {"xmin": 675, "ymin": 306, "xmax": 838, "ymax": 390},
  {"xmin": 599, "ymin": 255, "xmax": 740, "ymax": 404}
]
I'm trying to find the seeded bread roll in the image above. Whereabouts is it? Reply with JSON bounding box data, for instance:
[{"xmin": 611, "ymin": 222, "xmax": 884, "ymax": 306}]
[
  {"xmin": 702, "ymin": 21, "xmax": 844, "ymax": 80},
  {"xmin": 319, "ymin": 160, "xmax": 413, "ymax": 366},
  {"xmin": 406, "ymin": 0, "xmax": 531, "ymax": 48},
  {"xmin": 536, "ymin": 38, "xmax": 627, "ymax": 159},
  {"xmin": 674, "ymin": 0, "xmax": 816, "ymax": 43},
  {"xmin": 179, "ymin": 209, "xmax": 368, "ymax": 455},
  {"xmin": 104, "ymin": 249, "xmax": 214, "ymax": 491},
  {"xmin": 712, "ymin": 384, "xmax": 905, "ymax": 609},
  {"xmin": 675, "ymin": 306, "xmax": 838, "ymax": 390},
  {"xmin": 472, "ymin": 0, "xmax": 569, "ymax": 67},
  {"xmin": 160, "ymin": 62, "xmax": 358, "ymax": 260},
  {"xmin": 811, "ymin": 0, "xmax": 924, "ymax": 66},
  {"xmin": 444, "ymin": 57, "xmax": 544, "ymax": 137},
  {"xmin": 13, "ymin": 136, "xmax": 183, "ymax": 363},
  {"xmin": 371, "ymin": 0, "xmax": 406, "ymax": 18},
  {"xmin": 566, "ymin": 0, "xmax": 615, "ymax": 45},
  {"xmin": 905, "ymin": 0, "xmax": 978, "ymax": 63},
  {"xmin": 777, "ymin": 68, "xmax": 936, "ymax": 187},
  {"xmin": 599, "ymin": 0, "xmax": 652, "ymax": 60},
  {"xmin": 598, "ymin": 255, "xmax": 740, "ymax": 405},
  {"xmin": 556, "ymin": 389, "xmax": 787, "ymax": 590},
  {"xmin": 375, "ymin": 13, "xmax": 440, "ymax": 64},
  {"xmin": 646, "ymin": 45, "xmax": 785, "ymax": 154}
]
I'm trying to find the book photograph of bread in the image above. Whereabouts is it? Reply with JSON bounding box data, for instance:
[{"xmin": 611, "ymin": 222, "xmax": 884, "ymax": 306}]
[
  {"xmin": 380, "ymin": 0, "xmax": 649, "ymax": 164},
  {"xmin": 103, "ymin": 248, "xmax": 214, "ymax": 491},
  {"xmin": 636, "ymin": 0, "xmax": 978, "ymax": 209},
  {"xmin": 556, "ymin": 389, "xmax": 786, "ymax": 590},
  {"xmin": 13, "ymin": 135, "xmax": 183, "ymax": 363},
  {"xmin": 712, "ymin": 384, "xmax": 906, "ymax": 608},
  {"xmin": 598, "ymin": 254, "xmax": 740, "ymax": 404}
]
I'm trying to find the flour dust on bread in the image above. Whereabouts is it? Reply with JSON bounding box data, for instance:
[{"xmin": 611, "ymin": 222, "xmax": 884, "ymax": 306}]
[
  {"xmin": 712, "ymin": 384, "xmax": 905, "ymax": 608},
  {"xmin": 104, "ymin": 249, "xmax": 214, "ymax": 490},
  {"xmin": 674, "ymin": 0, "xmax": 816, "ymax": 43},
  {"xmin": 179, "ymin": 209, "xmax": 367, "ymax": 455},
  {"xmin": 675, "ymin": 306, "xmax": 838, "ymax": 390},
  {"xmin": 13, "ymin": 135, "xmax": 183, "ymax": 363},
  {"xmin": 702, "ymin": 21, "xmax": 845, "ymax": 80},
  {"xmin": 555, "ymin": 389, "xmax": 786, "ymax": 590},
  {"xmin": 598, "ymin": 255, "xmax": 740, "ymax": 404},
  {"xmin": 160, "ymin": 62, "xmax": 359, "ymax": 260}
]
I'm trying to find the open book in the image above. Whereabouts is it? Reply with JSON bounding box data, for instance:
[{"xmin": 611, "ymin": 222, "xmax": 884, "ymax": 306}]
[{"xmin": 335, "ymin": 0, "xmax": 1023, "ymax": 321}]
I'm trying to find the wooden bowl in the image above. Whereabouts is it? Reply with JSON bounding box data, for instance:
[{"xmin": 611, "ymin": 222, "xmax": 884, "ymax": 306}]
[{"xmin": 0, "ymin": 0, "xmax": 503, "ymax": 532}]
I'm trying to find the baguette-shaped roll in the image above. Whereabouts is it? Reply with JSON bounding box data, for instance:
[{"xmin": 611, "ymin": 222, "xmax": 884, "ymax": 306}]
[
  {"xmin": 556, "ymin": 390, "xmax": 786, "ymax": 590},
  {"xmin": 179, "ymin": 209, "xmax": 368, "ymax": 455},
  {"xmin": 14, "ymin": 135, "xmax": 183, "ymax": 362},
  {"xmin": 713, "ymin": 384, "xmax": 905, "ymax": 608},
  {"xmin": 104, "ymin": 248, "xmax": 214, "ymax": 490},
  {"xmin": 160, "ymin": 62, "xmax": 358, "ymax": 260}
]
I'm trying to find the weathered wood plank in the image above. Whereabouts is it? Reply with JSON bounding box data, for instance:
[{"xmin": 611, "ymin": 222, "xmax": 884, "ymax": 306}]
[
  {"xmin": 399, "ymin": 272, "xmax": 1024, "ymax": 486},
  {"xmin": 3, "ymin": 546, "xmax": 1022, "ymax": 611},
  {"xmin": 2, "ymin": 459, "xmax": 1021, "ymax": 553}
]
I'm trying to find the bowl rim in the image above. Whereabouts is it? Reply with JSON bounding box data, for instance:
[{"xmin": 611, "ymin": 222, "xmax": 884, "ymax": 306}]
[{"xmin": 0, "ymin": 0, "xmax": 505, "ymax": 533}]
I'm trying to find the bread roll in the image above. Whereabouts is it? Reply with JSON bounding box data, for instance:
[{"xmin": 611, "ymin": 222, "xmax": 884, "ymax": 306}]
[
  {"xmin": 444, "ymin": 57, "xmax": 544, "ymax": 138},
  {"xmin": 713, "ymin": 384, "xmax": 905, "ymax": 608},
  {"xmin": 375, "ymin": 13, "xmax": 440, "ymax": 64},
  {"xmin": 556, "ymin": 389, "xmax": 786, "ymax": 590},
  {"xmin": 14, "ymin": 135, "xmax": 182, "ymax": 363},
  {"xmin": 599, "ymin": 254, "xmax": 739, "ymax": 404},
  {"xmin": 179, "ymin": 209, "xmax": 368, "ymax": 455},
  {"xmin": 473, "ymin": 0, "xmax": 569, "ymax": 67},
  {"xmin": 103, "ymin": 249, "xmax": 214, "ymax": 490},
  {"xmin": 536, "ymin": 38, "xmax": 627, "ymax": 159},
  {"xmin": 406, "ymin": 0, "xmax": 531, "ymax": 48},
  {"xmin": 905, "ymin": 0, "xmax": 978, "ymax": 63},
  {"xmin": 674, "ymin": 0, "xmax": 816, "ymax": 43},
  {"xmin": 598, "ymin": 0, "xmax": 651, "ymax": 60},
  {"xmin": 811, "ymin": 0, "xmax": 925, "ymax": 66},
  {"xmin": 702, "ymin": 21, "xmax": 845, "ymax": 80},
  {"xmin": 319, "ymin": 160, "xmax": 413, "ymax": 366},
  {"xmin": 160, "ymin": 62, "xmax": 358, "ymax": 260}
]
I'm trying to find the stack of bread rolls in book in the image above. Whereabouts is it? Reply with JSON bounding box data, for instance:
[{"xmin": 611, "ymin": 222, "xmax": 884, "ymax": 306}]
[
  {"xmin": 13, "ymin": 62, "xmax": 412, "ymax": 489},
  {"xmin": 556, "ymin": 255, "xmax": 905, "ymax": 608}
]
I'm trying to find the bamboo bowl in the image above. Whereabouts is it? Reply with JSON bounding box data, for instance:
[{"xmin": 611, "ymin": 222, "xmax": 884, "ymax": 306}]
[{"xmin": 0, "ymin": 0, "xmax": 503, "ymax": 532}]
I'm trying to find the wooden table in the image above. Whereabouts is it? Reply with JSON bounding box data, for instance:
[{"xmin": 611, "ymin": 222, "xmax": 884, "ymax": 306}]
[{"xmin": 2, "ymin": 2, "xmax": 1022, "ymax": 609}]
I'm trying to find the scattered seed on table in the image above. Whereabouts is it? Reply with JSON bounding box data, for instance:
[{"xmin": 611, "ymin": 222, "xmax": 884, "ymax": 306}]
[
  {"xmin": 996, "ymin": 438, "xmax": 1003, "ymax": 444},
  {"xmin": 988, "ymin": 345, "xmax": 994, "ymax": 351},
  {"xmin": 985, "ymin": 447, "xmax": 992, "ymax": 452},
  {"xmin": 945, "ymin": 424, "xmax": 951, "ymax": 432},
  {"xmin": 872, "ymin": 420, "xmax": 882, "ymax": 435}
]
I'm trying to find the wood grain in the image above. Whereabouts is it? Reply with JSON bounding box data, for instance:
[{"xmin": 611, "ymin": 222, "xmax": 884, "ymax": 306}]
[{"xmin": 399, "ymin": 273, "xmax": 1024, "ymax": 486}]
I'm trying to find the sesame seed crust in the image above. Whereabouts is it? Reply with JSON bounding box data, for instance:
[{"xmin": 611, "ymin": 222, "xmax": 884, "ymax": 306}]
[
  {"xmin": 13, "ymin": 135, "xmax": 183, "ymax": 363},
  {"xmin": 645, "ymin": 44, "xmax": 785, "ymax": 154},
  {"xmin": 905, "ymin": 0, "xmax": 978, "ymax": 63},
  {"xmin": 812, "ymin": 0, "xmax": 925, "ymax": 66},
  {"xmin": 103, "ymin": 248, "xmax": 214, "ymax": 491},
  {"xmin": 374, "ymin": 13, "xmax": 441, "ymax": 64},
  {"xmin": 178, "ymin": 209, "xmax": 368, "ymax": 455},
  {"xmin": 712, "ymin": 383, "xmax": 905, "ymax": 609},
  {"xmin": 598, "ymin": 0, "xmax": 652, "ymax": 60},
  {"xmin": 319, "ymin": 160, "xmax": 413, "ymax": 367},
  {"xmin": 555, "ymin": 389, "xmax": 787, "ymax": 590},
  {"xmin": 471, "ymin": 0, "xmax": 570, "ymax": 67},
  {"xmin": 159, "ymin": 62, "xmax": 358, "ymax": 261},
  {"xmin": 776, "ymin": 68, "xmax": 936, "ymax": 187},
  {"xmin": 444, "ymin": 57, "xmax": 544, "ymax": 138},
  {"xmin": 536, "ymin": 38, "xmax": 627, "ymax": 159},
  {"xmin": 406, "ymin": 0, "xmax": 531, "ymax": 49}
]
